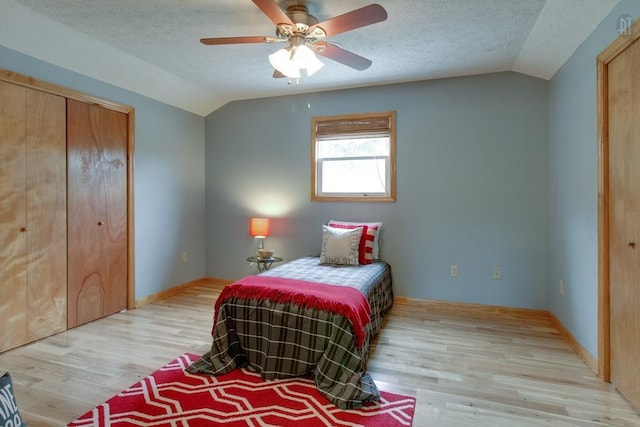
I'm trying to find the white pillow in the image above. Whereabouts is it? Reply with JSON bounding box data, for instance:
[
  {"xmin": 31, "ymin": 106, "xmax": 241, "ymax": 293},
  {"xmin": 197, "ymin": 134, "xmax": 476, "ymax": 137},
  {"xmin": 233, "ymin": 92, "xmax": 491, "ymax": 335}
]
[
  {"xmin": 319, "ymin": 225, "xmax": 363, "ymax": 266},
  {"xmin": 328, "ymin": 220, "xmax": 383, "ymax": 259}
]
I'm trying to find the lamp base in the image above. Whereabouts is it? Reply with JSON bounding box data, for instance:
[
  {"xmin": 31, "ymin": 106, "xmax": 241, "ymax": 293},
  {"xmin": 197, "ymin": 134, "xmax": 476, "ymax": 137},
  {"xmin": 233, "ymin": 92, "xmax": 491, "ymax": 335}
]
[{"xmin": 254, "ymin": 237, "xmax": 265, "ymax": 257}]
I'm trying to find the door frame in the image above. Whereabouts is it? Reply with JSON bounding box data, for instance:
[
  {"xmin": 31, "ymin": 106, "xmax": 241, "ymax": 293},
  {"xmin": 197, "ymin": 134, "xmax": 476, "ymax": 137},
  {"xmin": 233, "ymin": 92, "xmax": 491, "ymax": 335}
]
[
  {"xmin": 0, "ymin": 68, "xmax": 136, "ymax": 311},
  {"xmin": 597, "ymin": 19, "xmax": 640, "ymax": 382}
]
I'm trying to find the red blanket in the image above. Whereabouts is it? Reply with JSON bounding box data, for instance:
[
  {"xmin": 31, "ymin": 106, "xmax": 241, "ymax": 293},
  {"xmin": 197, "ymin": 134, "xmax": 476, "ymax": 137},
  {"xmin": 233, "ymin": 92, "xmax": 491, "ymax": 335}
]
[{"xmin": 215, "ymin": 275, "xmax": 372, "ymax": 348}]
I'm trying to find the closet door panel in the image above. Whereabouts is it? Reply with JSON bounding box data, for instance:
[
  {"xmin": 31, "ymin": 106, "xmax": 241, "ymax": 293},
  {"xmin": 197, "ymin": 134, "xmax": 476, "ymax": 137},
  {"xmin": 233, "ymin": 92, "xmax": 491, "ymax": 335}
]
[
  {"xmin": 25, "ymin": 89, "xmax": 67, "ymax": 341},
  {"xmin": 608, "ymin": 36, "xmax": 640, "ymax": 411},
  {"xmin": 67, "ymin": 99, "xmax": 127, "ymax": 328},
  {"xmin": 0, "ymin": 81, "xmax": 28, "ymax": 352}
]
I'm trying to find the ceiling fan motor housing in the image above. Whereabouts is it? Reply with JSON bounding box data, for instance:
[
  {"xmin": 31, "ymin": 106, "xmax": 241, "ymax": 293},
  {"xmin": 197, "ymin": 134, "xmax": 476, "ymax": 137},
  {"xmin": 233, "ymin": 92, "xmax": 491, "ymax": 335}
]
[{"xmin": 287, "ymin": 5, "xmax": 318, "ymax": 27}]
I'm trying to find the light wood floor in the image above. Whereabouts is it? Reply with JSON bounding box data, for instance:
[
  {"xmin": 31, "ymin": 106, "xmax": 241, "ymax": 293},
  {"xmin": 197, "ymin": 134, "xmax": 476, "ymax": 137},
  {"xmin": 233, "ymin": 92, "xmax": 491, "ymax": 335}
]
[{"xmin": 1, "ymin": 283, "xmax": 639, "ymax": 426}]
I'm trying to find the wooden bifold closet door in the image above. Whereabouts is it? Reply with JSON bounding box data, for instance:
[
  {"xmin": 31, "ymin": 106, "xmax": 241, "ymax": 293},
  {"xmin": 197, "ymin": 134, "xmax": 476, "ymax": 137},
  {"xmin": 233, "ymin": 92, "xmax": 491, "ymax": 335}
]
[
  {"xmin": 0, "ymin": 81, "xmax": 67, "ymax": 353},
  {"xmin": 67, "ymin": 99, "xmax": 128, "ymax": 328}
]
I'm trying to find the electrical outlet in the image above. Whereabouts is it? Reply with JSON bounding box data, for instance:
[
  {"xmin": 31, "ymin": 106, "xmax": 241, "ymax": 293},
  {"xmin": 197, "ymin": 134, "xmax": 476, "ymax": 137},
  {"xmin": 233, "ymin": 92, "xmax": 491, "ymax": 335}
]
[
  {"xmin": 450, "ymin": 265, "xmax": 458, "ymax": 278},
  {"xmin": 493, "ymin": 267, "xmax": 502, "ymax": 280},
  {"xmin": 559, "ymin": 280, "xmax": 565, "ymax": 295},
  {"xmin": 182, "ymin": 252, "xmax": 188, "ymax": 263}
]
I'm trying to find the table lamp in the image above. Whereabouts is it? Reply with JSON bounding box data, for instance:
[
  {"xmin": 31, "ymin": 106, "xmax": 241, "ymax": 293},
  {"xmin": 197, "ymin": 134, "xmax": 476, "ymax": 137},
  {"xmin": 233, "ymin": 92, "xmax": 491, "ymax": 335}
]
[{"xmin": 249, "ymin": 217, "xmax": 270, "ymax": 256}]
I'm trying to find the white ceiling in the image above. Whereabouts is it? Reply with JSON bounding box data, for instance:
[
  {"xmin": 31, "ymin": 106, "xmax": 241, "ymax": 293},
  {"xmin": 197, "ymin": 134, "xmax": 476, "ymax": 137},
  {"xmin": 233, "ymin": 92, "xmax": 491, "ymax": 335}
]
[{"xmin": 1, "ymin": 0, "xmax": 621, "ymax": 116}]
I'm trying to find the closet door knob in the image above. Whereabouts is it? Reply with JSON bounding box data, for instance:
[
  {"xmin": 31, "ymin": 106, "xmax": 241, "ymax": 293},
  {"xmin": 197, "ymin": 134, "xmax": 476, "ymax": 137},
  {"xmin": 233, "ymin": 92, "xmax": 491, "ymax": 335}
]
[
  {"xmin": 19, "ymin": 226, "xmax": 29, "ymax": 232},
  {"xmin": 627, "ymin": 241, "xmax": 636, "ymax": 249},
  {"xmin": 98, "ymin": 221, "xmax": 105, "ymax": 226}
]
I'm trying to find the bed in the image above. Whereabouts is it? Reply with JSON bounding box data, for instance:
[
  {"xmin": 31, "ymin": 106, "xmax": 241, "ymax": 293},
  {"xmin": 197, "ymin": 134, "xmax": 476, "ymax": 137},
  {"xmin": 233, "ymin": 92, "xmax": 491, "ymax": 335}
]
[{"xmin": 187, "ymin": 254, "xmax": 393, "ymax": 409}]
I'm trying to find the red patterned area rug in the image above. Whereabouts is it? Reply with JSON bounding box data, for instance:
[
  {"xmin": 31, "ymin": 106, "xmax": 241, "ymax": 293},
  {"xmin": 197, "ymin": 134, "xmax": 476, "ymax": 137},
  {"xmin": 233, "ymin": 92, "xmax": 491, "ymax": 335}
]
[{"xmin": 68, "ymin": 353, "xmax": 415, "ymax": 426}]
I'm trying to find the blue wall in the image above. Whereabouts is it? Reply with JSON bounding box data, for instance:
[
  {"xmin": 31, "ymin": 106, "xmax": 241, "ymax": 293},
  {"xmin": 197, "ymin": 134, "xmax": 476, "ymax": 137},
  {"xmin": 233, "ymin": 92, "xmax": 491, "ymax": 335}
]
[
  {"xmin": 0, "ymin": 46, "xmax": 207, "ymax": 300},
  {"xmin": 547, "ymin": 1, "xmax": 640, "ymax": 358},
  {"xmin": 205, "ymin": 72, "xmax": 550, "ymax": 309}
]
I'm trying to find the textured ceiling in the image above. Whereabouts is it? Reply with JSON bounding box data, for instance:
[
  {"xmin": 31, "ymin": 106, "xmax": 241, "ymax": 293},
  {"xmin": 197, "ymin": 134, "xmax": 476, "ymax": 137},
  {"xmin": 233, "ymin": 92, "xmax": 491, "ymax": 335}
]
[{"xmin": 1, "ymin": 0, "xmax": 622, "ymax": 115}]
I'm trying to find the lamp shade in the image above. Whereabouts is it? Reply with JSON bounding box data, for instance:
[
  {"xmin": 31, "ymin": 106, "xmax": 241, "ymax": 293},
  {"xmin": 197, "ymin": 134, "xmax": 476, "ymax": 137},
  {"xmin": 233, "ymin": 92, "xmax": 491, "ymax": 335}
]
[
  {"xmin": 250, "ymin": 217, "xmax": 270, "ymax": 237},
  {"xmin": 293, "ymin": 44, "xmax": 324, "ymax": 76},
  {"xmin": 268, "ymin": 48, "xmax": 300, "ymax": 79},
  {"xmin": 269, "ymin": 45, "xmax": 324, "ymax": 78}
]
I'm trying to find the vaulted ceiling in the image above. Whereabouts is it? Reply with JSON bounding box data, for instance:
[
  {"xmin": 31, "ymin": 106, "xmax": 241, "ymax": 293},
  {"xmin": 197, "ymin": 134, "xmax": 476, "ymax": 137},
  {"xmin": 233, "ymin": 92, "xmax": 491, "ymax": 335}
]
[{"xmin": 1, "ymin": 0, "xmax": 621, "ymax": 115}]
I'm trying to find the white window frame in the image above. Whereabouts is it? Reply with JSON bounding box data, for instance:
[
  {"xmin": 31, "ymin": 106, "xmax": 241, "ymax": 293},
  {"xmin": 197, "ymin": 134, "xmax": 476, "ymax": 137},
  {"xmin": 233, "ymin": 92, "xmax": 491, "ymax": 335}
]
[{"xmin": 311, "ymin": 111, "xmax": 396, "ymax": 202}]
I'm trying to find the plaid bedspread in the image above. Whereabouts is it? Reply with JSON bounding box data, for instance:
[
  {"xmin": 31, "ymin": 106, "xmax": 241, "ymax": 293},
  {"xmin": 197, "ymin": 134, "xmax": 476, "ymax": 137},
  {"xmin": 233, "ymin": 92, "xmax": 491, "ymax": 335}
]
[{"xmin": 187, "ymin": 256, "xmax": 394, "ymax": 409}]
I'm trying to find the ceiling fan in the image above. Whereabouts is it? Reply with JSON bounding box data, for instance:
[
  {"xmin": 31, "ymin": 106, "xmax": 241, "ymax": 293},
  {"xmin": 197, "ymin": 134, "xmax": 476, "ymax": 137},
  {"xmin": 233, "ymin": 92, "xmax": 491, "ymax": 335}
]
[{"xmin": 200, "ymin": 0, "xmax": 388, "ymax": 79}]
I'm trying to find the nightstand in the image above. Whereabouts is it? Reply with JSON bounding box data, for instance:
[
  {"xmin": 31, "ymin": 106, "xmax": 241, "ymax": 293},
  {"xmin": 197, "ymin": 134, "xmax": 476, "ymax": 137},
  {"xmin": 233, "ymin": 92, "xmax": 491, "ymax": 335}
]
[{"xmin": 247, "ymin": 256, "xmax": 283, "ymax": 272}]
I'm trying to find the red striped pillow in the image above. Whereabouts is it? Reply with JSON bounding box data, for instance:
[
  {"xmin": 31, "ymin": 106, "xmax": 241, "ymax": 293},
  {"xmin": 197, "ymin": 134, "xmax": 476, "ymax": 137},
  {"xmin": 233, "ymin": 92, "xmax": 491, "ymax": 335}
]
[{"xmin": 328, "ymin": 223, "xmax": 378, "ymax": 265}]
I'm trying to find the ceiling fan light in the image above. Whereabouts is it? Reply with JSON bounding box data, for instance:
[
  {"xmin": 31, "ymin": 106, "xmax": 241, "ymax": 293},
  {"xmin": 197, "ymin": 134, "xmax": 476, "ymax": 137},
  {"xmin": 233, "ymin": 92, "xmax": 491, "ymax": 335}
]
[
  {"xmin": 292, "ymin": 44, "xmax": 314, "ymax": 65},
  {"xmin": 268, "ymin": 48, "xmax": 300, "ymax": 78},
  {"xmin": 304, "ymin": 54, "xmax": 324, "ymax": 76},
  {"xmin": 291, "ymin": 44, "xmax": 324, "ymax": 76}
]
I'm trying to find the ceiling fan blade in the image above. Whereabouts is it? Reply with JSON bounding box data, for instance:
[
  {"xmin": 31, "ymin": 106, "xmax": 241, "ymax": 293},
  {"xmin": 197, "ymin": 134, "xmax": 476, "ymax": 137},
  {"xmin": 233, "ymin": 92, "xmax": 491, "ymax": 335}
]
[
  {"xmin": 252, "ymin": 0, "xmax": 294, "ymax": 26},
  {"xmin": 200, "ymin": 36, "xmax": 275, "ymax": 45},
  {"xmin": 315, "ymin": 42, "xmax": 372, "ymax": 71},
  {"xmin": 273, "ymin": 70, "xmax": 286, "ymax": 78},
  {"xmin": 311, "ymin": 4, "xmax": 387, "ymax": 37}
]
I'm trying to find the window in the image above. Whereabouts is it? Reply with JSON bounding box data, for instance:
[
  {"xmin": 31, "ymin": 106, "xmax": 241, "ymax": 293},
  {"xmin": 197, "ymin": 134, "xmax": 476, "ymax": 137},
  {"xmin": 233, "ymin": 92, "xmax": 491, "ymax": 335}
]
[{"xmin": 311, "ymin": 111, "xmax": 396, "ymax": 202}]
